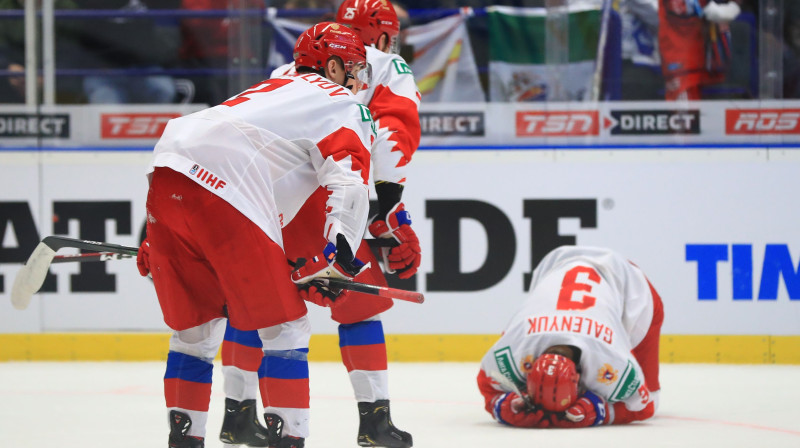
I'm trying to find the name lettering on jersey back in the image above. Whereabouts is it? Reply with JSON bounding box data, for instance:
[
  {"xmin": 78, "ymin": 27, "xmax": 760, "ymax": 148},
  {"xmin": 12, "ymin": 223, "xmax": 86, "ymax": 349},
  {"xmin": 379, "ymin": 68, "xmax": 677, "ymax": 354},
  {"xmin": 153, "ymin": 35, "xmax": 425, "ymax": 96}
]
[
  {"xmin": 298, "ymin": 74, "xmax": 350, "ymax": 97},
  {"xmin": 526, "ymin": 315, "xmax": 613, "ymax": 344},
  {"xmin": 189, "ymin": 164, "xmax": 227, "ymax": 190}
]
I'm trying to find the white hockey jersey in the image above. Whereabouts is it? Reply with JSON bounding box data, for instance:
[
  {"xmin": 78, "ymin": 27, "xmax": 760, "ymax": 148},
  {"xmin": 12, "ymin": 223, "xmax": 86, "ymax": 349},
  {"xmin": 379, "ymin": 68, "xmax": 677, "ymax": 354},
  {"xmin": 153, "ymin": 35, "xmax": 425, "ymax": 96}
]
[
  {"xmin": 270, "ymin": 46, "xmax": 420, "ymax": 187},
  {"xmin": 479, "ymin": 246, "xmax": 659, "ymax": 422},
  {"xmin": 149, "ymin": 73, "xmax": 375, "ymax": 251},
  {"xmin": 356, "ymin": 46, "xmax": 421, "ymax": 185}
]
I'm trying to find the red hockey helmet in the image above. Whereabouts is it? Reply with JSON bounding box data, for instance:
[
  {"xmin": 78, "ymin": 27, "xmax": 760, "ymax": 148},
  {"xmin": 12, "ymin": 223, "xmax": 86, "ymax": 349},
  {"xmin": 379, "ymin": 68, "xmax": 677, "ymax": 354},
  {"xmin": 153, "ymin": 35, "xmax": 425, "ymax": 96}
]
[
  {"xmin": 294, "ymin": 22, "xmax": 368, "ymax": 75},
  {"xmin": 336, "ymin": 0, "xmax": 400, "ymax": 52},
  {"xmin": 527, "ymin": 353, "xmax": 580, "ymax": 412}
]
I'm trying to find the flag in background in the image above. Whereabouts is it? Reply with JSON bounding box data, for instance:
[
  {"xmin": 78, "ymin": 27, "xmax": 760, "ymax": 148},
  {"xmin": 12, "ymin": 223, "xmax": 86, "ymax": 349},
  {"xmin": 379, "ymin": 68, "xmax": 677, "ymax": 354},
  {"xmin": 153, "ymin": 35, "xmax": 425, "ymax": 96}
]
[
  {"xmin": 403, "ymin": 8, "xmax": 486, "ymax": 102},
  {"xmin": 266, "ymin": 15, "xmax": 310, "ymax": 72},
  {"xmin": 487, "ymin": 5, "xmax": 602, "ymax": 102}
]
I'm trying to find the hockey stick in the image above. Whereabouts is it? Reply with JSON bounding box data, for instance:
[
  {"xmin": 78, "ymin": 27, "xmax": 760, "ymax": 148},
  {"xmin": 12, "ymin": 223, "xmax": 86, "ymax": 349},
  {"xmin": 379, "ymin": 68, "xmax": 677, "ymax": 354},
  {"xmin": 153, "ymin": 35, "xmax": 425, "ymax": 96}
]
[
  {"xmin": 48, "ymin": 238, "xmax": 393, "ymax": 264},
  {"xmin": 52, "ymin": 252, "xmax": 135, "ymax": 263},
  {"xmin": 489, "ymin": 371, "xmax": 534, "ymax": 409},
  {"xmin": 319, "ymin": 278, "xmax": 424, "ymax": 304},
  {"xmin": 11, "ymin": 236, "xmax": 138, "ymax": 310},
  {"xmin": 11, "ymin": 236, "xmax": 424, "ymax": 310}
]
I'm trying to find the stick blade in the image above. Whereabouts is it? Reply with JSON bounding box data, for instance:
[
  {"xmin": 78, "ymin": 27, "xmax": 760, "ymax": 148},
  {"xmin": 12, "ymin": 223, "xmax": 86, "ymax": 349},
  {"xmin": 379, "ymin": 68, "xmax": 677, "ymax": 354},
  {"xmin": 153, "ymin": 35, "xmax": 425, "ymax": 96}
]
[{"xmin": 10, "ymin": 242, "xmax": 57, "ymax": 310}]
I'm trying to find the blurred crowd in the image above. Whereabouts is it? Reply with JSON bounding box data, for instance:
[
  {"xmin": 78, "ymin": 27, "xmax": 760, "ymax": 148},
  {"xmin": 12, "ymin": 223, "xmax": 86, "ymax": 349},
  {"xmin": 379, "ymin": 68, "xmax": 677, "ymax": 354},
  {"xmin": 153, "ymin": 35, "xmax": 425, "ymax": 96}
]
[{"xmin": 1, "ymin": 0, "xmax": 799, "ymax": 104}]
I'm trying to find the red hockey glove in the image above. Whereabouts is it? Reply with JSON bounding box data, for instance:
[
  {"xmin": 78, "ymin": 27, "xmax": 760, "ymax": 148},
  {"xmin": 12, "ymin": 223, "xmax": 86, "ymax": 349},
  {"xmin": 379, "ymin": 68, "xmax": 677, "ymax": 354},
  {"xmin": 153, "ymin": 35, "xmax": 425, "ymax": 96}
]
[
  {"xmin": 298, "ymin": 282, "xmax": 350, "ymax": 308},
  {"xmin": 291, "ymin": 236, "xmax": 367, "ymax": 307},
  {"xmin": 491, "ymin": 392, "xmax": 550, "ymax": 428},
  {"xmin": 136, "ymin": 239, "xmax": 150, "ymax": 277},
  {"xmin": 368, "ymin": 202, "xmax": 421, "ymax": 279},
  {"xmin": 550, "ymin": 390, "xmax": 608, "ymax": 428}
]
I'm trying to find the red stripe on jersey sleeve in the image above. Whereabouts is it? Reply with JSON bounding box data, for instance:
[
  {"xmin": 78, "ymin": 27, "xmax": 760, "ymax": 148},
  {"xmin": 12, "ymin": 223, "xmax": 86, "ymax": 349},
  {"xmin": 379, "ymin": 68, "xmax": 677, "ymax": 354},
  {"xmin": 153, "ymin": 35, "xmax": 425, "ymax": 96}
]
[
  {"xmin": 369, "ymin": 84, "xmax": 421, "ymax": 166},
  {"xmin": 477, "ymin": 369, "xmax": 503, "ymax": 415},
  {"xmin": 611, "ymin": 400, "xmax": 655, "ymax": 425},
  {"xmin": 316, "ymin": 127, "xmax": 371, "ymax": 184}
]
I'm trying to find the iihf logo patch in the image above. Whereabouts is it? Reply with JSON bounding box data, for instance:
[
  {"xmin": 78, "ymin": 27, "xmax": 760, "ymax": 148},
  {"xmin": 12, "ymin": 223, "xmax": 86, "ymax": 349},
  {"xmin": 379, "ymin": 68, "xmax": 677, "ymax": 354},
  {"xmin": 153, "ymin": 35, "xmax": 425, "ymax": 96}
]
[
  {"xmin": 597, "ymin": 364, "xmax": 618, "ymax": 385},
  {"xmin": 189, "ymin": 164, "xmax": 199, "ymax": 175},
  {"xmin": 520, "ymin": 354, "xmax": 535, "ymax": 375}
]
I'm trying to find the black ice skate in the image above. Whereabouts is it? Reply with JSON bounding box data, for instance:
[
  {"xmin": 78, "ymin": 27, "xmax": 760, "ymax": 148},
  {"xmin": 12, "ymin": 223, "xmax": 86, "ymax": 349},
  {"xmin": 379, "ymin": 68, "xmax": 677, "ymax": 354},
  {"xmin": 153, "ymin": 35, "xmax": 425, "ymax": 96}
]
[
  {"xmin": 219, "ymin": 398, "xmax": 269, "ymax": 447},
  {"xmin": 275, "ymin": 436, "xmax": 305, "ymax": 448},
  {"xmin": 357, "ymin": 400, "xmax": 413, "ymax": 448},
  {"xmin": 169, "ymin": 410, "xmax": 204, "ymax": 448},
  {"xmin": 263, "ymin": 413, "xmax": 304, "ymax": 448},
  {"xmin": 263, "ymin": 413, "xmax": 284, "ymax": 446}
]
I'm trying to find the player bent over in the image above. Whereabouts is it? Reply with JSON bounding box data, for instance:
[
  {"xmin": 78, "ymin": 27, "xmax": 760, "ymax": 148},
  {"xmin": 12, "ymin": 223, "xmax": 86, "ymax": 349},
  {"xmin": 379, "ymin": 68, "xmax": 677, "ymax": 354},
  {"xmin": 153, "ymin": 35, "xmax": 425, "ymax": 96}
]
[
  {"xmin": 477, "ymin": 246, "xmax": 664, "ymax": 428},
  {"xmin": 136, "ymin": 22, "xmax": 375, "ymax": 448},
  {"xmin": 220, "ymin": 1, "xmax": 420, "ymax": 447}
]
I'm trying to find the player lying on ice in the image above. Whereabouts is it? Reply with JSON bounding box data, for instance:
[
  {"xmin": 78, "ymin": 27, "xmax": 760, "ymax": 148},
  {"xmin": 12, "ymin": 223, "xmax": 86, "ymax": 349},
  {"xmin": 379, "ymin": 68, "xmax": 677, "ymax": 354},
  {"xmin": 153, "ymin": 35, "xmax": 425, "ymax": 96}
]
[{"xmin": 477, "ymin": 246, "xmax": 665, "ymax": 428}]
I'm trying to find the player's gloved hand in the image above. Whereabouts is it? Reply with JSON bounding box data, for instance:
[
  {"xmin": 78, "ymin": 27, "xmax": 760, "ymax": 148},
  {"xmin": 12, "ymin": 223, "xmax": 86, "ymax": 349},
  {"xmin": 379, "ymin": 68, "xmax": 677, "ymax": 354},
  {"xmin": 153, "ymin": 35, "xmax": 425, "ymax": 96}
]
[
  {"xmin": 491, "ymin": 392, "xmax": 550, "ymax": 428},
  {"xmin": 136, "ymin": 239, "xmax": 150, "ymax": 277},
  {"xmin": 368, "ymin": 202, "xmax": 421, "ymax": 279},
  {"xmin": 550, "ymin": 390, "xmax": 608, "ymax": 428},
  {"xmin": 299, "ymin": 282, "xmax": 350, "ymax": 308},
  {"xmin": 703, "ymin": 0, "xmax": 741, "ymax": 24},
  {"xmin": 291, "ymin": 235, "xmax": 368, "ymax": 306}
]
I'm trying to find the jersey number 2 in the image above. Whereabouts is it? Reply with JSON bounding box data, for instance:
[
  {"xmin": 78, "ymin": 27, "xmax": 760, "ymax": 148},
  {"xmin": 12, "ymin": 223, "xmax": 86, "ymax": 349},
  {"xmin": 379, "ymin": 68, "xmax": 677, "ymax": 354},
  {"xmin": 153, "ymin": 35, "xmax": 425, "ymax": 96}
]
[
  {"xmin": 556, "ymin": 266, "xmax": 600, "ymax": 310},
  {"xmin": 221, "ymin": 79, "xmax": 293, "ymax": 107}
]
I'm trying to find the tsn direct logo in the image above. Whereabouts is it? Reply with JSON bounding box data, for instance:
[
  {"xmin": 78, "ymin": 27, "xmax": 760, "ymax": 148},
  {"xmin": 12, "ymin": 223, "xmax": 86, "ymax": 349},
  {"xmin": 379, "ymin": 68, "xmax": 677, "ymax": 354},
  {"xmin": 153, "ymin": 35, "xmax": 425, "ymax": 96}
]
[
  {"xmin": 101, "ymin": 113, "xmax": 179, "ymax": 139},
  {"xmin": 725, "ymin": 109, "xmax": 800, "ymax": 134},
  {"xmin": 516, "ymin": 111, "xmax": 599, "ymax": 137}
]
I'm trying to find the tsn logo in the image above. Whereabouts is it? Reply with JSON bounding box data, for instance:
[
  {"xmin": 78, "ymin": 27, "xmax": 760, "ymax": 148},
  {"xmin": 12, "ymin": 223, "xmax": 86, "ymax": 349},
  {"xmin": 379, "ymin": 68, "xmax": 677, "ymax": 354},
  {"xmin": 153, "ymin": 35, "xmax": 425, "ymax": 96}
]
[
  {"xmin": 516, "ymin": 111, "xmax": 599, "ymax": 137},
  {"xmin": 101, "ymin": 114, "xmax": 179, "ymax": 139},
  {"xmin": 725, "ymin": 109, "xmax": 800, "ymax": 134}
]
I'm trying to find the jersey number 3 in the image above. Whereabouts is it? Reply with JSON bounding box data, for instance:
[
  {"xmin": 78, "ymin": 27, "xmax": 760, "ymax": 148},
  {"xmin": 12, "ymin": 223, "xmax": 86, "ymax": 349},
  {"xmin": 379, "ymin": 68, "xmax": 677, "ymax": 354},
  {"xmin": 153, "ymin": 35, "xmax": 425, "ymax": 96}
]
[{"xmin": 557, "ymin": 266, "xmax": 600, "ymax": 310}]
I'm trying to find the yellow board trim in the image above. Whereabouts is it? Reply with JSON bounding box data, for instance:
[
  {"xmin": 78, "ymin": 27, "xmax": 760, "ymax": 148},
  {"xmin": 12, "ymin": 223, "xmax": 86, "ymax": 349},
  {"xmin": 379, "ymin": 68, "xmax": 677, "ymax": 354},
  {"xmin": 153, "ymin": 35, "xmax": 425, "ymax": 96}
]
[{"xmin": 0, "ymin": 334, "xmax": 798, "ymax": 364}]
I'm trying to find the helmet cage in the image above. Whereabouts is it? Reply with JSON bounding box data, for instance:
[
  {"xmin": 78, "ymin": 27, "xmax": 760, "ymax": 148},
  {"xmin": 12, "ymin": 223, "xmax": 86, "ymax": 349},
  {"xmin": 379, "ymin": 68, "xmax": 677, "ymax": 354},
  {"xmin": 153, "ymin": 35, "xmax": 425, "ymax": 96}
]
[{"xmin": 345, "ymin": 61, "xmax": 372, "ymax": 89}]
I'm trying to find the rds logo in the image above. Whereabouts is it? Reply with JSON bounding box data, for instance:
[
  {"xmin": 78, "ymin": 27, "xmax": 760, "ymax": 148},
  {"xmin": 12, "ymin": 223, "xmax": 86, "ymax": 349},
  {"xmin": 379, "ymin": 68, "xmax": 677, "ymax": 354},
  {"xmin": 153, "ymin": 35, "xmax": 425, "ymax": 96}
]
[{"xmin": 686, "ymin": 244, "xmax": 800, "ymax": 300}]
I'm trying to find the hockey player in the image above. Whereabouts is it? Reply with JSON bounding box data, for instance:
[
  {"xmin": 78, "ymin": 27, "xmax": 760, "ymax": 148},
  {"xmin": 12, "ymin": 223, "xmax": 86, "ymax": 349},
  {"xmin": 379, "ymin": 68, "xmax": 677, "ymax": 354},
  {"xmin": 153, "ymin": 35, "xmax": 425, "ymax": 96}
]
[
  {"xmin": 659, "ymin": 0, "xmax": 742, "ymax": 100},
  {"xmin": 136, "ymin": 22, "xmax": 374, "ymax": 448},
  {"xmin": 477, "ymin": 246, "xmax": 664, "ymax": 428},
  {"xmin": 218, "ymin": 1, "xmax": 420, "ymax": 447}
]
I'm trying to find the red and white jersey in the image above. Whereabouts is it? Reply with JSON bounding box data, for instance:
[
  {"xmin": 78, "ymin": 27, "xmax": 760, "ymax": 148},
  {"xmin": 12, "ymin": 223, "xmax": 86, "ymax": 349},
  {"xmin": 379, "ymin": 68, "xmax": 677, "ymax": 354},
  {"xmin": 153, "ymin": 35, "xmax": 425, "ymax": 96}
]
[
  {"xmin": 271, "ymin": 46, "xmax": 420, "ymax": 186},
  {"xmin": 357, "ymin": 46, "xmax": 420, "ymax": 185},
  {"xmin": 149, "ymin": 73, "xmax": 375, "ymax": 251},
  {"xmin": 479, "ymin": 246, "xmax": 658, "ymax": 419}
]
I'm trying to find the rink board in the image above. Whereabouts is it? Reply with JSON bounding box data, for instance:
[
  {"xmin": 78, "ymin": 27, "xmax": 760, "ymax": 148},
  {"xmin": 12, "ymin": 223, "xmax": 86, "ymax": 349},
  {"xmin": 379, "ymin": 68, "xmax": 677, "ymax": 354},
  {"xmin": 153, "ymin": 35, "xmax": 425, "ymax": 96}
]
[
  {"xmin": 0, "ymin": 333, "xmax": 799, "ymax": 364},
  {"xmin": 1, "ymin": 102, "xmax": 800, "ymax": 363}
]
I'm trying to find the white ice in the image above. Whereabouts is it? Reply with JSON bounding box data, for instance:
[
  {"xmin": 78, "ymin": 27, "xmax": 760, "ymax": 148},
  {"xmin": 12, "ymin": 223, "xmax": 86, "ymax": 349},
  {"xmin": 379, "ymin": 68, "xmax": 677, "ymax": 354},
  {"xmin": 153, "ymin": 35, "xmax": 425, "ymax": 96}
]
[{"xmin": 0, "ymin": 362, "xmax": 798, "ymax": 447}]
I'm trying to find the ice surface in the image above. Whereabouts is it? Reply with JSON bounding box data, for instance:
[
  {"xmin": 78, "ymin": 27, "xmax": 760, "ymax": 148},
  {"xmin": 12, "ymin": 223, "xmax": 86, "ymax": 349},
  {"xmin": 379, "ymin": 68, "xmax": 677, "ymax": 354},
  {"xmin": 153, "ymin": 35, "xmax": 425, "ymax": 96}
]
[{"xmin": 0, "ymin": 362, "xmax": 798, "ymax": 447}]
